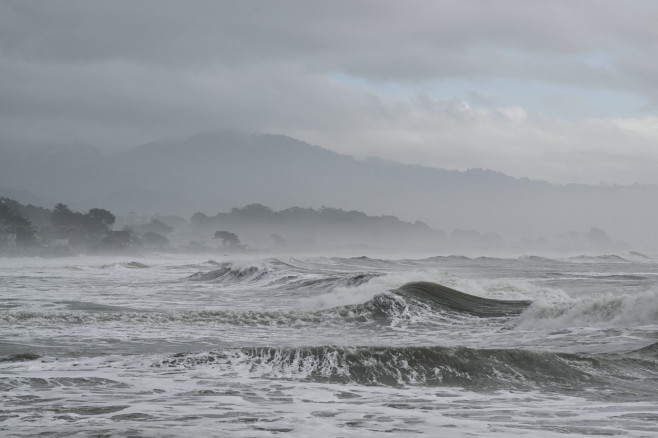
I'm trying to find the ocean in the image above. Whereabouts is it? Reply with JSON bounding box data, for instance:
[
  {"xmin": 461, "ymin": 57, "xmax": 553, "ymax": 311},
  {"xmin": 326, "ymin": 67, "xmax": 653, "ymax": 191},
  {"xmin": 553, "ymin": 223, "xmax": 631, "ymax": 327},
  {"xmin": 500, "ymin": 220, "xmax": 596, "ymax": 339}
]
[{"xmin": 1, "ymin": 253, "xmax": 657, "ymax": 437}]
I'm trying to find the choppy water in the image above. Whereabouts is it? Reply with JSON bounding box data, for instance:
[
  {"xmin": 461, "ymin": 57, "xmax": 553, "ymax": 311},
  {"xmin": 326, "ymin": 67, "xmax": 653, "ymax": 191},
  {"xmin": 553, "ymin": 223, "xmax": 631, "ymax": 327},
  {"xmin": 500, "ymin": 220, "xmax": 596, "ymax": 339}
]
[{"xmin": 1, "ymin": 253, "xmax": 657, "ymax": 437}]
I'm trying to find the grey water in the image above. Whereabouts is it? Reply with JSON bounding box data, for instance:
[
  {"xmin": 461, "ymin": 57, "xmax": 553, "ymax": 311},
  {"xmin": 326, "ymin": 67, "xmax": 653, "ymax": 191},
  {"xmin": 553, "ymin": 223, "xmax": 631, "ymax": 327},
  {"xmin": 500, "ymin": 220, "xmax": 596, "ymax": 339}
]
[{"xmin": 1, "ymin": 253, "xmax": 657, "ymax": 437}]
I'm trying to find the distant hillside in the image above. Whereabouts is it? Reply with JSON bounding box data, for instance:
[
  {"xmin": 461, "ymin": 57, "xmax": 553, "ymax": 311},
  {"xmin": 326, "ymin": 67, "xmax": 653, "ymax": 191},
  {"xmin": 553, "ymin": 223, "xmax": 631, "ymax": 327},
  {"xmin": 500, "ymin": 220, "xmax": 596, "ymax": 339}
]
[
  {"xmin": 2, "ymin": 131, "xmax": 658, "ymax": 247},
  {"xmin": 190, "ymin": 203, "xmax": 442, "ymax": 250}
]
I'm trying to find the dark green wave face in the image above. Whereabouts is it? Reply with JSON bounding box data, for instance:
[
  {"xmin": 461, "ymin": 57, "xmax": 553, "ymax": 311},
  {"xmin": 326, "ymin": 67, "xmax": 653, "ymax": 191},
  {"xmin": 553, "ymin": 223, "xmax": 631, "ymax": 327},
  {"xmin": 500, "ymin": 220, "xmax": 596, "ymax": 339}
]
[
  {"xmin": 394, "ymin": 281, "xmax": 532, "ymax": 317},
  {"xmin": 630, "ymin": 341, "xmax": 658, "ymax": 359},
  {"xmin": 155, "ymin": 345, "xmax": 657, "ymax": 398},
  {"xmin": 0, "ymin": 280, "xmax": 531, "ymax": 331}
]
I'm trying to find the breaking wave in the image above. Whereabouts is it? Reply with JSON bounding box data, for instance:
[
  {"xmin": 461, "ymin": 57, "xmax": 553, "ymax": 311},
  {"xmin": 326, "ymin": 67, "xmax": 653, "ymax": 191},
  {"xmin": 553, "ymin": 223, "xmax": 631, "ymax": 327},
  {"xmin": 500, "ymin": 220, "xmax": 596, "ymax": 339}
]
[
  {"xmin": 1, "ymin": 281, "xmax": 531, "ymax": 327},
  {"xmin": 517, "ymin": 289, "xmax": 658, "ymax": 328},
  {"xmin": 630, "ymin": 341, "xmax": 658, "ymax": 359},
  {"xmin": 394, "ymin": 281, "xmax": 532, "ymax": 317},
  {"xmin": 185, "ymin": 262, "xmax": 380, "ymax": 291},
  {"xmin": 186, "ymin": 263, "xmax": 269, "ymax": 283},
  {"xmin": 154, "ymin": 345, "xmax": 657, "ymax": 394},
  {"xmin": 100, "ymin": 261, "xmax": 150, "ymax": 269}
]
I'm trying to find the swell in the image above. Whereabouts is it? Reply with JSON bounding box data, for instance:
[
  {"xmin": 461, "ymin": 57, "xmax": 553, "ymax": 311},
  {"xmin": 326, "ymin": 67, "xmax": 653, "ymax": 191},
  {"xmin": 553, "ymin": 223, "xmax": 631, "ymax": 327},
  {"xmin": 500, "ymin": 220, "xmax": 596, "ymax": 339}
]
[
  {"xmin": 569, "ymin": 255, "xmax": 630, "ymax": 263},
  {"xmin": 518, "ymin": 289, "xmax": 658, "ymax": 328},
  {"xmin": 394, "ymin": 281, "xmax": 532, "ymax": 317},
  {"xmin": 155, "ymin": 345, "xmax": 658, "ymax": 395},
  {"xmin": 186, "ymin": 262, "xmax": 380, "ymax": 290},
  {"xmin": 0, "ymin": 296, "xmax": 413, "ymax": 326},
  {"xmin": 630, "ymin": 341, "xmax": 658, "ymax": 359},
  {"xmin": 0, "ymin": 281, "xmax": 532, "ymax": 326},
  {"xmin": 186, "ymin": 263, "xmax": 268, "ymax": 283},
  {"xmin": 0, "ymin": 353, "xmax": 41, "ymax": 363},
  {"xmin": 0, "ymin": 309, "xmax": 328, "ymax": 326}
]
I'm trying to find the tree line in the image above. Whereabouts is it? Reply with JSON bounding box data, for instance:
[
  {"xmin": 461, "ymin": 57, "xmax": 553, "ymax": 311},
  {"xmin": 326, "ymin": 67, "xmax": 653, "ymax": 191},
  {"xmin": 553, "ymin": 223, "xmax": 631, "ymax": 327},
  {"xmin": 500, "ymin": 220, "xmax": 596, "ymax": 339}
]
[{"xmin": 1, "ymin": 198, "xmax": 116, "ymax": 249}]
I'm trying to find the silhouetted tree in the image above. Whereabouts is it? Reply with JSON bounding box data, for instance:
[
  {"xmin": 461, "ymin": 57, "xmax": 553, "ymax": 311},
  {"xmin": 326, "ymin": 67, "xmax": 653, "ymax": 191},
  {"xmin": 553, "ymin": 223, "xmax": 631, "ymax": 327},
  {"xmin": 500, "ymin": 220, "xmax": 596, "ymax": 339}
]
[
  {"xmin": 0, "ymin": 198, "xmax": 36, "ymax": 245},
  {"xmin": 51, "ymin": 204, "xmax": 116, "ymax": 245},
  {"xmin": 214, "ymin": 230, "xmax": 240, "ymax": 247},
  {"xmin": 231, "ymin": 204, "xmax": 274, "ymax": 220},
  {"xmin": 51, "ymin": 203, "xmax": 78, "ymax": 228},
  {"xmin": 87, "ymin": 208, "xmax": 115, "ymax": 233},
  {"xmin": 15, "ymin": 203, "xmax": 51, "ymax": 228},
  {"xmin": 190, "ymin": 212, "xmax": 209, "ymax": 226},
  {"xmin": 51, "ymin": 204, "xmax": 115, "ymax": 234}
]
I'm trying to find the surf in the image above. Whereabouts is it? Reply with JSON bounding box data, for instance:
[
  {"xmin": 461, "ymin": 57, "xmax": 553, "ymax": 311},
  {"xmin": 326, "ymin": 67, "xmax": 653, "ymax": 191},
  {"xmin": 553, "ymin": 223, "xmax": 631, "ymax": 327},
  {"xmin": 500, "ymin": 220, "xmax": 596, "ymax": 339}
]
[
  {"xmin": 393, "ymin": 281, "xmax": 532, "ymax": 317},
  {"xmin": 154, "ymin": 344, "xmax": 658, "ymax": 396}
]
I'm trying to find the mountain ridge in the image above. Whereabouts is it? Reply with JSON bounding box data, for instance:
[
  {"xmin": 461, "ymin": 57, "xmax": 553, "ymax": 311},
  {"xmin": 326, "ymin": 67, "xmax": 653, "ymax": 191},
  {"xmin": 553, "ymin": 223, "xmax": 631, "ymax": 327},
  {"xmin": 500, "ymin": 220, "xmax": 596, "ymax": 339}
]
[{"xmin": 1, "ymin": 131, "xmax": 657, "ymax": 246}]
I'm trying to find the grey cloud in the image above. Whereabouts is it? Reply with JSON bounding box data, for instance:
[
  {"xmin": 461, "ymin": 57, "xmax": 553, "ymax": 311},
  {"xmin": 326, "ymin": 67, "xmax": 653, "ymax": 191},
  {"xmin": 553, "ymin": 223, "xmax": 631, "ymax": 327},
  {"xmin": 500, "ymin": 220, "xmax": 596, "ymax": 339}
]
[
  {"xmin": 2, "ymin": 1, "xmax": 658, "ymax": 185},
  {"xmin": 2, "ymin": 1, "xmax": 656, "ymax": 82},
  {"xmin": 0, "ymin": 49, "xmax": 384, "ymax": 148}
]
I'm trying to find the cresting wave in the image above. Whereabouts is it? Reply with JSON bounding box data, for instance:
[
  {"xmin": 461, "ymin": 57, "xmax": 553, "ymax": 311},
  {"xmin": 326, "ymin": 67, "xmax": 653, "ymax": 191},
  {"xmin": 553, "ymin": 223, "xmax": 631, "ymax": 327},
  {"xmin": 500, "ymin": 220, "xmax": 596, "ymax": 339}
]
[
  {"xmin": 0, "ymin": 295, "xmax": 438, "ymax": 326},
  {"xmin": 186, "ymin": 263, "xmax": 269, "ymax": 283},
  {"xmin": 7, "ymin": 282, "xmax": 654, "ymax": 332},
  {"xmin": 100, "ymin": 261, "xmax": 150, "ymax": 269},
  {"xmin": 184, "ymin": 264, "xmax": 534, "ymax": 319},
  {"xmin": 186, "ymin": 262, "xmax": 381, "ymax": 290},
  {"xmin": 155, "ymin": 345, "xmax": 657, "ymax": 395},
  {"xmin": 0, "ymin": 281, "xmax": 532, "ymax": 326},
  {"xmin": 518, "ymin": 288, "xmax": 658, "ymax": 328},
  {"xmin": 631, "ymin": 341, "xmax": 658, "ymax": 359},
  {"xmin": 395, "ymin": 282, "xmax": 532, "ymax": 317}
]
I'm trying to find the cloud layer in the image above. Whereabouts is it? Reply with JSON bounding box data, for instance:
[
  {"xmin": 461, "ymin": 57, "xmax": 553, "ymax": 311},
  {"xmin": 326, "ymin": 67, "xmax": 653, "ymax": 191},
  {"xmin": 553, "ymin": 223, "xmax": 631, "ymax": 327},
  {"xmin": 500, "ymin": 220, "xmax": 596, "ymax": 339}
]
[{"xmin": 1, "ymin": 0, "xmax": 657, "ymax": 184}]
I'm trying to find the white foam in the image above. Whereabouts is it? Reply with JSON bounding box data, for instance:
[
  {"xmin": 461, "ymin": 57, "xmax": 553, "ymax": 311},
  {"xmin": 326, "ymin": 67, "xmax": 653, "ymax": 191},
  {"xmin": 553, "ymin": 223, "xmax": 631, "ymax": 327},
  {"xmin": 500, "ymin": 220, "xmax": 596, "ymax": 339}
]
[
  {"xmin": 517, "ymin": 288, "xmax": 658, "ymax": 329},
  {"xmin": 297, "ymin": 270, "xmax": 447, "ymax": 310},
  {"xmin": 3, "ymin": 254, "xmax": 658, "ymax": 437},
  {"xmin": 447, "ymin": 277, "xmax": 569, "ymax": 301}
]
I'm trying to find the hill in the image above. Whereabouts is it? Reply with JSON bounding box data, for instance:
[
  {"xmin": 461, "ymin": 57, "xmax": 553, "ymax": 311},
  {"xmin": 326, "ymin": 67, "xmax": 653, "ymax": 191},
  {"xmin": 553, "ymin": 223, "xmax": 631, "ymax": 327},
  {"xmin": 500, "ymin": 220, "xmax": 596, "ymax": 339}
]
[{"xmin": 2, "ymin": 131, "xmax": 657, "ymax": 247}]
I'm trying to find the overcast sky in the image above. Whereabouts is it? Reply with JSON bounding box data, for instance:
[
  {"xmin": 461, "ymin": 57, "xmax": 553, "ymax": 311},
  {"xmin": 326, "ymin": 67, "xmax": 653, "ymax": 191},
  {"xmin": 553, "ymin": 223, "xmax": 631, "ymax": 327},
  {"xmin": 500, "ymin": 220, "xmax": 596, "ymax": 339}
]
[{"xmin": 2, "ymin": 0, "xmax": 658, "ymax": 185}]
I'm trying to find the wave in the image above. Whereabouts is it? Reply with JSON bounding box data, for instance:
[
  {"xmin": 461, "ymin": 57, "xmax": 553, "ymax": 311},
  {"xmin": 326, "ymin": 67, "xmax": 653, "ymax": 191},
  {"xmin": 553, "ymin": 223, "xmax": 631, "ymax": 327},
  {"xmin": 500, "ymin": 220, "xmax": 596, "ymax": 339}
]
[
  {"xmin": 185, "ymin": 262, "xmax": 381, "ymax": 292},
  {"xmin": 394, "ymin": 282, "xmax": 532, "ymax": 317},
  {"xmin": 154, "ymin": 345, "xmax": 656, "ymax": 394},
  {"xmin": 1, "ymin": 280, "xmax": 532, "ymax": 327},
  {"xmin": 0, "ymin": 376, "xmax": 129, "ymax": 392},
  {"xmin": 0, "ymin": 295, "xmax": 420, "ymax": 327},
  {"xmin": 630, "ymin": 341, "xmax": 658, "ymax": 359},
  {"xmin": 586, "ymin": 274, "xmax": 647, "ymax": 281},
  {"xmin": 100, "ymin": 261, "xmax": 150, "ymax": 269},
  {"xmin": 569, "ymin": 255, "xmax": 630, "ymax": 263},
  {"xmin": 186, "ymin": 263, "xmax": 268, "ymax": 283},
  {"xmin": 519, "ymin": 255, "xmax": 560, "ymax": 263},
  {"xmin": 517, "ymin": 289, "xmax": 658, "ymax": 328},
  {"xmin": 628, "ymin": 251, "xmax": 653, "ymax": 261},
  {"xmin": 421, "ymin": 255, "xmax": 472, "ymax": 262},
  {"xmin": 0, "ymin": 309, "xmax": 324, "ymax": 326},
  {"xmin": 0, "ymin": 353, "xmax": 41, "ymax": 363},
  {"xmin": 0, "ymin": 298, "xmax": 401, "ymax": 326},
  {"xmin": 544, "ymin": 272, "xmax": 648, "ymax": 281}
]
